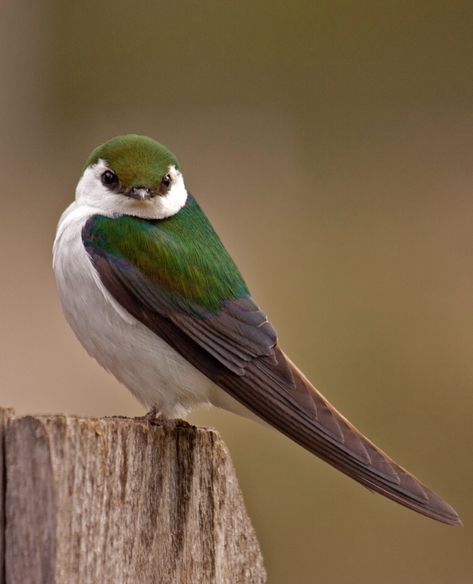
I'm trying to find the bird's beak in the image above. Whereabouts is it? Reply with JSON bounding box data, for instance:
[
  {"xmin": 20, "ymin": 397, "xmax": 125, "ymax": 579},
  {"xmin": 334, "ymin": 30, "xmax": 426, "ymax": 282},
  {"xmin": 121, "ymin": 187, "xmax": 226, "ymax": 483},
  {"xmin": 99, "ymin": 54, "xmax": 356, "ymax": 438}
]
[{"xmin": 127, "ymin": 186, "xmax": 154, "ymax": 201}]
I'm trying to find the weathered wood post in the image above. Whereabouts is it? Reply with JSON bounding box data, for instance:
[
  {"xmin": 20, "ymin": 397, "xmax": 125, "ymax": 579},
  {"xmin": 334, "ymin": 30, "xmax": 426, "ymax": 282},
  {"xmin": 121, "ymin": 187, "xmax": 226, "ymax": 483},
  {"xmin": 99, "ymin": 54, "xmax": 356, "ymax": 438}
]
[{"xmin": 0, "ymin": 408, "xmax": 266, "ymax": 583}]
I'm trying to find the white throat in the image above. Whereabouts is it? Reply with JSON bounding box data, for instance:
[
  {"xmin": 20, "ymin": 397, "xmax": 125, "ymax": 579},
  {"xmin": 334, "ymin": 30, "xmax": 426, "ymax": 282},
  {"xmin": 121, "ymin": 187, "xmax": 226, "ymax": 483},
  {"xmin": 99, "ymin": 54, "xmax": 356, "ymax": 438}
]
[{"xmin": 75, "ymin": 159, "xmax": 188, "ymax": 219}]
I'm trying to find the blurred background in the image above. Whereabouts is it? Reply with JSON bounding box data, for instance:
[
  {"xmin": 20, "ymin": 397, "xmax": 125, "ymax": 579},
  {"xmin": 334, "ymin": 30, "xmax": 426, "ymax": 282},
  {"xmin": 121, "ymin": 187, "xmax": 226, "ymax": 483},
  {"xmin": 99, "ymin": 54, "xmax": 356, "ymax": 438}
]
[{"xmin": 1, "ymin": 1, "xmax": 472, "ymax": 582}]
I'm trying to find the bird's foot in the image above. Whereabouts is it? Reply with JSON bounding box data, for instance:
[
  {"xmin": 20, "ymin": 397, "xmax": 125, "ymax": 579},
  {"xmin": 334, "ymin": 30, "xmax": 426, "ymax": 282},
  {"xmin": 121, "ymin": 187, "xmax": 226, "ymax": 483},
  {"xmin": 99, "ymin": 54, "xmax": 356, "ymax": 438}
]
[
  {"xmin": 150, "ymin": 415, "xmax": 193, "ymax": 432},
  {"xmin": 134, "ymin": 406, "xmax": 159, "ymax": 423},
  {"xmin": 134, "ymin": 407, "xmax": 192, "ymax": 431}
]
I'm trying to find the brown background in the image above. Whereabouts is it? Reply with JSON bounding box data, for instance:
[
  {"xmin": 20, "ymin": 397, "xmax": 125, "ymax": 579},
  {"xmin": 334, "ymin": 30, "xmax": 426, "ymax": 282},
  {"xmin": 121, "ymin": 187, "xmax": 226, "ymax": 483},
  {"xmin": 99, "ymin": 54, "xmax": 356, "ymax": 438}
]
[{"xmin": 1, "ymin": 1, "xmax": 472, "ymax": 582}]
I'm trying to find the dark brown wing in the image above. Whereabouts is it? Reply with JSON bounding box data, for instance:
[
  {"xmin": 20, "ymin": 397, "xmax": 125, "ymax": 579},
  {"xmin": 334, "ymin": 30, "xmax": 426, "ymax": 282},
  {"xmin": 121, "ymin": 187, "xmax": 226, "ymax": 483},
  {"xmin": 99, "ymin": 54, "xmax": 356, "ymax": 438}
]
[{"xmin": 83, "ymin": 222, "xmax": 461, "ymax": 527}]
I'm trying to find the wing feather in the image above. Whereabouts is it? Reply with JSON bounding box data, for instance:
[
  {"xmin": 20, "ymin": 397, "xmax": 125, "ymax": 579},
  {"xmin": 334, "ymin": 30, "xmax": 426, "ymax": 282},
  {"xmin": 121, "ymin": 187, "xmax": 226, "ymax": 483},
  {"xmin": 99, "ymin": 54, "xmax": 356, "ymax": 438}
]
[{"xmin": 82, "ymin": 213, "xmax": 461, "ymax": 526}]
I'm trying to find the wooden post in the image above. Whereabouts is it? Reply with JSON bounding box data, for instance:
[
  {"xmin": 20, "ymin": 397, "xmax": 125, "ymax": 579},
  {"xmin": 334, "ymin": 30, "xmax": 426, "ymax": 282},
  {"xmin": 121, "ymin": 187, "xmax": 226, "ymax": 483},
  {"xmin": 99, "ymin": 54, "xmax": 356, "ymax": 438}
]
[{"xmin": 0, "ymin": 409, "xmax": 266, "ymax": 584}]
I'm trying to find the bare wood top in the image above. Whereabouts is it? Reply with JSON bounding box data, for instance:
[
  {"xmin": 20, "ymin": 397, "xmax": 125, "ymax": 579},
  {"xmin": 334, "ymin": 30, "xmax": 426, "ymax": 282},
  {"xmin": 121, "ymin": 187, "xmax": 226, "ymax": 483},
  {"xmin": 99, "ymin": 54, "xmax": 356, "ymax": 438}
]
[{"xmin": 2, "ymin": 411, "xmax": 266, "ymax": 584}]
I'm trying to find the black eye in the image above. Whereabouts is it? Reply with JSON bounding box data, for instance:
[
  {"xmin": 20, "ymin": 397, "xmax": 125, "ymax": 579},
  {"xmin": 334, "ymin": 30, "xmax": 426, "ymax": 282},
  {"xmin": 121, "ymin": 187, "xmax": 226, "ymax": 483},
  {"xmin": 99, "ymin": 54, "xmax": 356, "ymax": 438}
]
[
  {"xmin": 161, "ymin": 174, "xmax": 171, "ymax": 189},
  {"xmin": 101, "ymin": 170, "xmax": 118, "ymax": 187}
]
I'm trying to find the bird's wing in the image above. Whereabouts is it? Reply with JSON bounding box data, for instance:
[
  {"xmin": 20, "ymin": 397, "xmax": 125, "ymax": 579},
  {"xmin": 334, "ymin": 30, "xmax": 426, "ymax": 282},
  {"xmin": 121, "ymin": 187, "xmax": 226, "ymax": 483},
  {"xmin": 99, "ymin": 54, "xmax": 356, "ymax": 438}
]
[{"xmin": 82, "ymin": 202, "xmax": 460, "ymax": 526}]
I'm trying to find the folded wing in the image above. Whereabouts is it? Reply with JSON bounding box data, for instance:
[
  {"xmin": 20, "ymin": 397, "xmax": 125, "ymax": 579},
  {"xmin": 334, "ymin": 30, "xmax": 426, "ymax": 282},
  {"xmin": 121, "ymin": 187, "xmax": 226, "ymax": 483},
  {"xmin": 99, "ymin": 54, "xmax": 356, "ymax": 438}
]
[{"xmin": 83, "ymin": 211, "xmax": 461, "ymax": 526}]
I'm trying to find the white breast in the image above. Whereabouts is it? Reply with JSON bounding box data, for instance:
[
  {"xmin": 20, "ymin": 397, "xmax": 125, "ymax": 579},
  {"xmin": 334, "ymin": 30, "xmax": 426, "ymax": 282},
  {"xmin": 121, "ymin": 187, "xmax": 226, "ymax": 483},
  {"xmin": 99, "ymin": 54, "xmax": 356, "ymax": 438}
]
[{"xmin": 52, "ymin": 202, "xmax": 222, "ymax": 418}]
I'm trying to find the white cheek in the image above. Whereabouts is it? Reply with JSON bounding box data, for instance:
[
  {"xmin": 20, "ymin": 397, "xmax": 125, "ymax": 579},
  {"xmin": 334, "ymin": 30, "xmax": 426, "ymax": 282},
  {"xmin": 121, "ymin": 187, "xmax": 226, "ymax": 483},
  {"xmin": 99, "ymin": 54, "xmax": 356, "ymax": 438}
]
[
  {"xmin": 155, "ymin": 165, "xmax": 188, "ymax": 219},
  {"xmin": 75, "ymin": 160, "xmax": 187, "ymax": 219}
]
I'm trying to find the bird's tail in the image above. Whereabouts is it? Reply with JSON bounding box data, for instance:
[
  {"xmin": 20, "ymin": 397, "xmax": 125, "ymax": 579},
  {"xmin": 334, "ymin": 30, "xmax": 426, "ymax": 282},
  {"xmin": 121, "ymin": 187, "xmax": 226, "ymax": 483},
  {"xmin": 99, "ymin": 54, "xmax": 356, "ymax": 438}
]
[{"xmin": 223, "ymin": 346, "xmax": 462, "ymax": 526}]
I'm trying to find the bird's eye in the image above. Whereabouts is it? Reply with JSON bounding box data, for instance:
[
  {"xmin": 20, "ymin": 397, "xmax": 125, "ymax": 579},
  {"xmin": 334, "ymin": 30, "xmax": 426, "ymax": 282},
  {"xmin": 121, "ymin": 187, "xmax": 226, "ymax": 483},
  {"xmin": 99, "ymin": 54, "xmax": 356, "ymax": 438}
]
[
  {"xmin": 161, "ymin": 174, "xmax": 172, "ymax": 189},
  {"xmin": 101, "ymin": 170, "xmax": 118, "ymax": 187}
]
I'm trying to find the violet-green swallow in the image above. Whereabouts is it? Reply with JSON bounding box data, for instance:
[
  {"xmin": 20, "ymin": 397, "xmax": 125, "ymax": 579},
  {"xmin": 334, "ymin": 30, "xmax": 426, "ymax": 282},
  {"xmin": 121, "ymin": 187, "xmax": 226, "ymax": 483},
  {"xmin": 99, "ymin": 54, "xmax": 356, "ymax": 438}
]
[{"xmin": 53, "ymin": 134, "xmax": 460, "ymax": 526}]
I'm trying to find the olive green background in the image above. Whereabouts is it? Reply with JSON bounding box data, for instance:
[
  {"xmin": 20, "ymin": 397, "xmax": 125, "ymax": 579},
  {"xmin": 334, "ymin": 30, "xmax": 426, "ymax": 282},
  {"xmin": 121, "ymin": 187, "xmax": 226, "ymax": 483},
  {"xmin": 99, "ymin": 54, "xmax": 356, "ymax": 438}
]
[{"xmin": 1, "ymin": 1, "xmax": 472, "ymax": 582}]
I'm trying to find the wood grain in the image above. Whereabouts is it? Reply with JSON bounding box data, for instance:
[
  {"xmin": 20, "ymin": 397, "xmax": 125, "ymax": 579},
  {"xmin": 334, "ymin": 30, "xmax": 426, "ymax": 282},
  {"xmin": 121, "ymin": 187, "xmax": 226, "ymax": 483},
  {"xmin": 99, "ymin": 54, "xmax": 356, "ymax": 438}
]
[
  {"xmin": 0, "ymin": 408, "xmax": 13, "ymax": 584},
  {"xmin": 4, "ymin": 413, "xmax": 265, "ymax": 583}
]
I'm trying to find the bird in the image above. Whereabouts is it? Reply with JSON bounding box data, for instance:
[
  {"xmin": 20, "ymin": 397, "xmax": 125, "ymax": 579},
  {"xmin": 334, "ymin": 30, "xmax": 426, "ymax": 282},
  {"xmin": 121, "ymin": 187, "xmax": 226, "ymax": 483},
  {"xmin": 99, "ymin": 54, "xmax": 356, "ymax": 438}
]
[{"xmin": 53, "ymin": 133, "xmax": 461, "ymax": 526}]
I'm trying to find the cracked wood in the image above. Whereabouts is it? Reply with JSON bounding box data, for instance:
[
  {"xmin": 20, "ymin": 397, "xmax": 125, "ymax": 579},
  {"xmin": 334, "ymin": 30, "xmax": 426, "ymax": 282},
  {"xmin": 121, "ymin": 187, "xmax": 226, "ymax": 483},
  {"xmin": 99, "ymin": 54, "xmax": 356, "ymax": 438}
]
[{"xmin": 2, "ymin": 411, "xmax": 266, "ymax": 584}]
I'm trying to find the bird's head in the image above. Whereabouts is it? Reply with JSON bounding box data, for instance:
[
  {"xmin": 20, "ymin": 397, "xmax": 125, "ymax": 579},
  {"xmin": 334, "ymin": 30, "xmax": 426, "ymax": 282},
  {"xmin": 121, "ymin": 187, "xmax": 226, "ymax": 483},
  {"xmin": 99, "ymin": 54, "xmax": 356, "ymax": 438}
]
[{"xmin": 75, "ymin": 134, "xmax": 187, "ymax": 219}]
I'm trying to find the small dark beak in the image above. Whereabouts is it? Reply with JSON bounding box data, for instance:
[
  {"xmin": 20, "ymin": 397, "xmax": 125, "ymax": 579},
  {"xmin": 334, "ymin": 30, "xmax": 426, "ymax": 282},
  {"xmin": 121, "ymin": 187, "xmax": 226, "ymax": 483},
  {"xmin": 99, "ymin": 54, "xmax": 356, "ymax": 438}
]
[{"xmin": 127, "ymin": 186, "xmax": 154, "ymax": 201}]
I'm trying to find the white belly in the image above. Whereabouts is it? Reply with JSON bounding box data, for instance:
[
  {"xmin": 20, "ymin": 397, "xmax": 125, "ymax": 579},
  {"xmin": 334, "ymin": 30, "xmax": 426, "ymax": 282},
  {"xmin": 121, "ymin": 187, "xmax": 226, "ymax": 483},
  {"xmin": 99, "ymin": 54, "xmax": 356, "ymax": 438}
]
[{"xmin": 53, "ymin": 202, "xmax": 225, "ymax": 418}]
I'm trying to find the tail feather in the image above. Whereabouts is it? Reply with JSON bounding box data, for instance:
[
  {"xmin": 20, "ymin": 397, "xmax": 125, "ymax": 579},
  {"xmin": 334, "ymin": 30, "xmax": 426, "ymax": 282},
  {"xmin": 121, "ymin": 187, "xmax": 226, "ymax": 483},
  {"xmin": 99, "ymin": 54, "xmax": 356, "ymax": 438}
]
[{"xmin": 220, "ymin": 346, "xmax": 461, "ymax": 526}]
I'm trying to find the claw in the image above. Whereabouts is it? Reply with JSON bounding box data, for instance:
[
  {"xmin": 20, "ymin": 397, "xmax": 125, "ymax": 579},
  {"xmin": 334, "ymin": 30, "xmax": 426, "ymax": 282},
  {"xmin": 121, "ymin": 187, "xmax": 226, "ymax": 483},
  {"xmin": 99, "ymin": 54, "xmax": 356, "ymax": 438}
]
[{"xmin": 134, "ymin": 406, "xmax": 158, "ymax": 423}]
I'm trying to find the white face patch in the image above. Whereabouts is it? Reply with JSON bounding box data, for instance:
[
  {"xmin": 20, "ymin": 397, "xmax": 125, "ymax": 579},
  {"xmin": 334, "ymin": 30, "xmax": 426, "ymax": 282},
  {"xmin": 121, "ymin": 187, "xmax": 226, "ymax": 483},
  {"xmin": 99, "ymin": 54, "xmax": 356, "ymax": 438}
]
[{"xmin": 75, "ymin": 159, "xmax": 188, "ymax": 219}]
